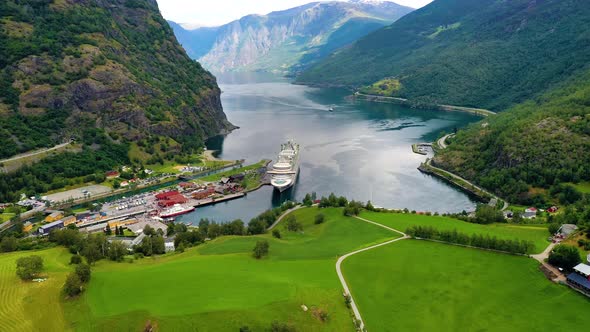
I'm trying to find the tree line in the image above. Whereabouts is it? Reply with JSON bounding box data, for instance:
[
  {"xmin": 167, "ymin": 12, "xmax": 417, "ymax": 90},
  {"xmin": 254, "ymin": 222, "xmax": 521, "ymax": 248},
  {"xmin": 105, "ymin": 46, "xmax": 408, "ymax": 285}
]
[{"xmin": 405, "ymin": 225, "xmax": 535, "ymax": 254}]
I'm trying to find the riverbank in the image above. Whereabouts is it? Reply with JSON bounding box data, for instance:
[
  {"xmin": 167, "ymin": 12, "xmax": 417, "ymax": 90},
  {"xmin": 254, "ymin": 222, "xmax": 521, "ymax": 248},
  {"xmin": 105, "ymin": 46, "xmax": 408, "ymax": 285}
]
[{"xmin": 352, "ymin": 92, "xmax": 496, "ymax": 117}]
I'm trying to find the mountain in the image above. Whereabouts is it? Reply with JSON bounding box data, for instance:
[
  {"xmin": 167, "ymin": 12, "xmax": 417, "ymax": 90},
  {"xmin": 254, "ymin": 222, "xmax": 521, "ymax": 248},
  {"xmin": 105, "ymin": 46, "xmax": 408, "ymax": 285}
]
[
  {"xmin": 170, "ymin": 0, "xmax": 413, "ymax": 73},
  {"xmin": 0, "ymin": 0, "xmax": 233, "ymax": 160},
  {"xmin": 298, "ymin": 0, "xmax": 590, "ymax": 111}
]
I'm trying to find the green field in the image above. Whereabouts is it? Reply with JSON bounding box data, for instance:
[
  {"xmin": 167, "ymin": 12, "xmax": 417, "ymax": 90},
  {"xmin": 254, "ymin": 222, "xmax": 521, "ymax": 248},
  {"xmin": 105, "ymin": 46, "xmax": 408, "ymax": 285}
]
[
  {"xmin": 0, "ymin": 248, "xmax": 72, "ymax": 332},
  {"xmin": 343, "ymin": 240, "xmax": 589, "ymax": 331},
  {"xmin": 361, "ymin": 211, "xmax": 550, "ymax": 253},
  {"xmin": 571, "ymin": 181, "xmax": 590, "ymax": 194},
  {"xmin": 62, "ymin": 207, "xmax": 394, "ymax": 331}
]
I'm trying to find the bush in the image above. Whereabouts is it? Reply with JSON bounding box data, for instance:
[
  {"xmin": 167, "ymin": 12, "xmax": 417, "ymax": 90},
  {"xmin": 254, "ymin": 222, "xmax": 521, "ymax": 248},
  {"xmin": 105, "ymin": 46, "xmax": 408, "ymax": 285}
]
[
  {"xmin": 63, "ymin": 273, "xmax": 82, "ymax": 297},
  {"xmin": 548, "ymin": 223, "xmax": 560, "ymax": 235},
  {"xmin": 285, "ymin": 215, "xmax": 302, "ymax": 232},
  {"xmin": 314, "ymin": 213, "xmax": 325, "ymax": 225},
  {"xmin": 252, "ymin": 240, "xmax": 269, "ymax": 259},
  {"xmin": 272, "ymin": 229, "xmax": 281, "ymax": 239},
  {"xmin": 75, "ymin": 264, "xmax": 91, "ymax": 283},
  {"xmin": 70, "ymin": 254, "xmax": 82, "ymax": 265},
  {"xmin": 16, "ymin": 255, "xmax": 43, "ymax": 280},
  {"xmin": 270, "ymin": 321, "xmax": 296, "ymax": 332}
]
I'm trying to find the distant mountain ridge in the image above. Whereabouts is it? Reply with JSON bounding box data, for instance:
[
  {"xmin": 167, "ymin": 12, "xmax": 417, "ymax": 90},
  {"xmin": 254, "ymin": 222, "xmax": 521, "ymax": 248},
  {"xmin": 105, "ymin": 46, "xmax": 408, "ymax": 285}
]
[{"xmin": 169, "ymin": 0, "xmax": 413, "ymax": 73}]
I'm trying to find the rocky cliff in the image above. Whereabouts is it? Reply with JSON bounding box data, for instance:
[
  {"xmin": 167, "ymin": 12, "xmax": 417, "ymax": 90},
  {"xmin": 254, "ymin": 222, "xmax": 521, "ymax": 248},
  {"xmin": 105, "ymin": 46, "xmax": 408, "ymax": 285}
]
[
  {"xmin": 0, "ymin": 0, "xmax": 233, "ymax": 158},
  {"xmin": 171, "ymin": 0, "xmax": 413, "ymax": 74}
]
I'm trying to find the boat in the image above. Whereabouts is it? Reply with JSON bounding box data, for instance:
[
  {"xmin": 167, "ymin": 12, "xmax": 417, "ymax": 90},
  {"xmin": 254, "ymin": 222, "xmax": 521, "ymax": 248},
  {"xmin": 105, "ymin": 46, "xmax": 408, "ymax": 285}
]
[
  {"xmin": 328, "ymin": 105, "xmax": 334, "ymax": 112},
  {"xmin": 268, "ymin": 140, "xmax": 300, "ymax": 192},
  {"xmin": 159, "ymin": 204, "xmax": 195, "ymax": 218}
]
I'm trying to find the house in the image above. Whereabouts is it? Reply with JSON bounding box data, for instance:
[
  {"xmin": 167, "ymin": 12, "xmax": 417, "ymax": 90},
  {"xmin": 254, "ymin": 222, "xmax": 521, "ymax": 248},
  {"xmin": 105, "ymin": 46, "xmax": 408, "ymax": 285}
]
[
  {"xmin": 23, "ymin": 222, "xmax": 33, "ymax": 233},
  {"xmin": 156, "ymin": 190, "xmax": 187, "ymax": 207},
  {"xmin": 165, "ymin": 241, "xmax": 175, "ymax": 252},
  {"xmin": 192, "ymin": 187, "xmax": 216, "ymax": 200},
  {"xmin": 547, "ymin": 206, "xmax": 559, "ymax": 213},
  {"xmin": 62, "ymin": 215, "xmax": 77, "ymax": 226},
  {"xmin": 567, "ymin": 263, "xmax": 590, "ymax": 296},
  {"xmin": 178, "ymin": 182, "xmax": 197, "ymax": 191},
  {"xmin": 44, "ymin": 211, "xmax": 64, "ymax": 223},
  {"xmin": 525, "ymin": 207, "xmax": 538, "ymax": 213},
  {"xmin": 523, "ymin": 211, "xmax": 537, "ymax": 219},
  {"xmin": 105, "ymin": 170, "xmax": 120, "ymax": 179},
  {"xmin": 220, "ymin": 177, "xmax": 230, "ymax": 185},
  {"xmin": 120, "ymin": 181, "xmax": 129, "ymax": 188},
  {"xmin": 38, "ymin": 219, "xmax": 64, "ymax": 235},
  {"xmin": 557, "ymin": 224, "xmax": 578, "ymax": 237}
]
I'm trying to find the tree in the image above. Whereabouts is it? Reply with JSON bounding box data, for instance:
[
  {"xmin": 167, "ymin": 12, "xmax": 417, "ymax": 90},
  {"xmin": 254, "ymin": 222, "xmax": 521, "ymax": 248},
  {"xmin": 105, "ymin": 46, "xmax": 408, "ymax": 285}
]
[
  {"xmin": 285, "ymin": 215, "xmax": 302, "ymax": 232},
  {"xmin": 548, "ymin": 223, "xmax": 560, "ymax": 235},
  {"xmin": 75, "ymin": 263, "xmax": 91, "ymax": 283},
  {"xmin": 152, "ymin": 235, "xmax": 165, "ymax": 255},
  {"xmin": 272, "ymin": 229, "xmax": 281, "ymax": 239},
  {"xmin": 365, "ymin": 200, "xmax": 375, "ymax": 211},
  {"xmin": 70, "ymin": 254, "xmax": 82, "ymax": 265},
  {"xmin": 16, "ymin": 255, "xmax": 44, "ymax": 280},
  {"xmin": 143, "ymin": 225, "xmax": 155, "ymax": 236},
  {"xmin": 108, "ymin": 241, "xmax": 127, "ymax": 261},
  {"xmin": 270, "ymin": 321, "xmax": 295, "ymax": 332},
  {"xmin": 303, "ymin": 193, "xmax": 312, "ymax": 207},
  {"xmin": 0, "ymin": 236, "xmax": 17, "ymax": 252},
  {"xmin": 314, "ymin": 213, "xmax": 325, "ymax": 225},
  {"xmin": 105, "ymin": 224, "xmax": 112, "ymax": 235},
  {"xmin": 548, "ymin": 244, "xmax": 582, "ymax": 271},
  {"xmin": 63, "ymin": 273, "xmax": 82, "ymax": 297},
  {"xmin": 252, "ymin": 240, "xmax": 269, "ymax": 259}
]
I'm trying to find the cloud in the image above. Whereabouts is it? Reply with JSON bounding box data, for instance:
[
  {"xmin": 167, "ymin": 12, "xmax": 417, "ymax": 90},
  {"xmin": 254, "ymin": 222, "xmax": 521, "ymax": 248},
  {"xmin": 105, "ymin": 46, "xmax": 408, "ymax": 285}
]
[{"xmin": 156, "ymin": 0, "xmax": 432, "ymax": 26}]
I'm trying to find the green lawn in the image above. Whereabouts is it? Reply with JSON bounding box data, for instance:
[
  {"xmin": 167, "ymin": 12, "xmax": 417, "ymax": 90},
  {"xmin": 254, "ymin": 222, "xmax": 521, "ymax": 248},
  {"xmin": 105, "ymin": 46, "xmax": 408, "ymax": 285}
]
[
  {"xmin": 62, "ymin": 207, "xmax": 395, "ymax": 331},
  {"xmin": 343, "ymin": 240, "xmax": 589, "ymax": 332},
  {"xmin": 0, "ymin": 213, "xmax": 15, "ymax": 223},
  {"xmin": 571, "ymin": 181, "xmax": 590, "ymax": 194},
  {"xmin": 0, "ymin": 248, "xmax": 72, "ymax": 332},
  {"xmin": 361, "ymin": 211, "xmax": 550, "ymax": 253},
  {"xmin": 199, "ymin": 160, "xmax": 268, "ymax": 184}
]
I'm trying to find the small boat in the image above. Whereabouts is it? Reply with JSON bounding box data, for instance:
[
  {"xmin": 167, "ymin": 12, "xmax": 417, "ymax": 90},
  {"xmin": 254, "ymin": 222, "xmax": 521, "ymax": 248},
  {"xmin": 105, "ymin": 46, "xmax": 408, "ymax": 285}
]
[{"xmin": 328, "ymin": 105, "xmax": 334, "ymax": 112}]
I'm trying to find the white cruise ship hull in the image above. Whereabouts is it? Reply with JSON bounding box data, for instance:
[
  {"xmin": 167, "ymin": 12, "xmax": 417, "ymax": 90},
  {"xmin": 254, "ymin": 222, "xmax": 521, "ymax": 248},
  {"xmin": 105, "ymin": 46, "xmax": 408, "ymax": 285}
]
[{"xmin": 269, "ymin": 140, "xmax": 300, "ymax": 192}]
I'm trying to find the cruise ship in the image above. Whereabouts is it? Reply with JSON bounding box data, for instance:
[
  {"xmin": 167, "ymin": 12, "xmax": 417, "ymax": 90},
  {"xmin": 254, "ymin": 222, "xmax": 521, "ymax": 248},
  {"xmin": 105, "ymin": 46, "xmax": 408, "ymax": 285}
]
[
  {"xmin": 160, "ymin": 204, "xmax": 195, "ymax": 219},
  {"xmin": 269, "ymin": 140, "xmax": 300, "ymax": 192}
]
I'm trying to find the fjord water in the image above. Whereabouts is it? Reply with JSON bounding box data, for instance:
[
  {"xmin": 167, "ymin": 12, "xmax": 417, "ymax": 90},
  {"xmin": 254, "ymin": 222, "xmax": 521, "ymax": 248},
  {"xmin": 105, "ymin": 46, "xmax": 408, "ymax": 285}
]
[{"xmin": 178, "ymin": 73, "xmax": 479, "ymax": 223}]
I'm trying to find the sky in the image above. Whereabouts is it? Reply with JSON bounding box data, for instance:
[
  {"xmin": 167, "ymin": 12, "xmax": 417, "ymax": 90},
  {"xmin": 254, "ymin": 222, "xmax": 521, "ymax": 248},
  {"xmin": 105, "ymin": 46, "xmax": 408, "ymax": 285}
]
[{"xmin": 156, "ymin": 0, "xmax": 433, "ymax": 27}]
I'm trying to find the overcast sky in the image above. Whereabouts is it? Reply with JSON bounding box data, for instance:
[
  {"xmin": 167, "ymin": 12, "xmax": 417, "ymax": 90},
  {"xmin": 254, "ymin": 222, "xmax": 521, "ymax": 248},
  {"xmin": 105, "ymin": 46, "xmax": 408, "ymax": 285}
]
[{"xmin": 156, "ymin": 0, "xmax": 433, "ymax": 27}]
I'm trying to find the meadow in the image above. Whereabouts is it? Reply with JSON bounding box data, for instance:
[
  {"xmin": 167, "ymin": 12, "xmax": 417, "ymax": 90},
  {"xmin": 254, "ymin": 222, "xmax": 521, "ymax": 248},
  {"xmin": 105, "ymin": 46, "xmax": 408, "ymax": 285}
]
[
  {"xmin": 342, "ymin": 240, "xmax": 590, "ymax": 332},
  {"xmin": 360, "ymin": 211, "xmax": 550, "ymax": 253},
  {"xmin": 64, "ymin": 207, "xmax": 395, "ymax": 331}
]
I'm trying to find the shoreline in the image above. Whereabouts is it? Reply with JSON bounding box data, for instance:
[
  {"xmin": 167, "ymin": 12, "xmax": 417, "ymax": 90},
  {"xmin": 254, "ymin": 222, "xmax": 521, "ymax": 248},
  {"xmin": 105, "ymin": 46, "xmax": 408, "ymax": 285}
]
[{"xmin": 352, "ymin": 92, "xmax": 496, "ymax": 117}]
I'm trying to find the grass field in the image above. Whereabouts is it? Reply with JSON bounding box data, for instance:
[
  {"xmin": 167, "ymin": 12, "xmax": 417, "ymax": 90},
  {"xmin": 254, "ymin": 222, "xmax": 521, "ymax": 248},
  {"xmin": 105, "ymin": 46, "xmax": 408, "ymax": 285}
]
[
  {"xmin": 343, "ymin": 240, "xmax": 589, "ymax": 332},
  {"xmin": 0, "ymin": 248, "xmax": 72, "ymax": 332},
  {"xmin": 60, "ymin": 207, "xmax": 395, "ymax": 331},
  {"xmin": 361, "ymin": 211, "xmax": 550, "ymax": 253},
  {"xmin": 0, "ymin": 213, "xmax": 15, "ymax": 223},
  {"xmin": 570, "ymin": 181, "xmax": 590, "ymax": 194}
]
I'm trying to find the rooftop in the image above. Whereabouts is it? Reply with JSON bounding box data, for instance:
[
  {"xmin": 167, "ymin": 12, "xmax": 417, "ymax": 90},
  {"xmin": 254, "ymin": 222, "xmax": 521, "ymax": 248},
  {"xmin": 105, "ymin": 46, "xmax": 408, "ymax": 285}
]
[
  {"xmin": 573, "ymin": 263, "xmax": 590, "ymax": 277},
  {"xmin": 567, "ymin": 272, "xmax": 590, "ymax": 290}
]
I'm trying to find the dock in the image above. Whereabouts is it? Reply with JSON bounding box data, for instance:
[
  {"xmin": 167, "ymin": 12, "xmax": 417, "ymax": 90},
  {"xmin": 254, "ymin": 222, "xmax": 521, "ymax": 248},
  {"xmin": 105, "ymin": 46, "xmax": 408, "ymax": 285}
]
[{"xmin": 190, "ymin": 192, "xmax": 245, "ymax": 207}]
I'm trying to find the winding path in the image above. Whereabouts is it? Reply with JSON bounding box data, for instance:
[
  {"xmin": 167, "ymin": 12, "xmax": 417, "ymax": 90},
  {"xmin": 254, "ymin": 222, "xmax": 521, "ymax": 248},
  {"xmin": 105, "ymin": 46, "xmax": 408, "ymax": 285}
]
[{"xmin": 336, "ymin": 216, "xmax": 409, "ymax": 331}]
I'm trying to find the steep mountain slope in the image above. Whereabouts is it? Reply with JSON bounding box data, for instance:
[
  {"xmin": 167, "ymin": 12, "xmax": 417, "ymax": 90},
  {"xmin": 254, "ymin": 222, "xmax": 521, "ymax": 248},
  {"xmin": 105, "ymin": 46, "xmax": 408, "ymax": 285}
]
[
  {"xmin": 0, "ymin": 0, "xmax": 233, "ymax": 160},
  {"xmin": 172, "ymin": 0, "xmax": 413, "ymax": 73},
  {"xmin": 435, "ymin": 68, "xmax": 590, "ymax": 205},
  {"xmin": 299, "ymin": 0, "xmax": 590, "ymax": 111}
]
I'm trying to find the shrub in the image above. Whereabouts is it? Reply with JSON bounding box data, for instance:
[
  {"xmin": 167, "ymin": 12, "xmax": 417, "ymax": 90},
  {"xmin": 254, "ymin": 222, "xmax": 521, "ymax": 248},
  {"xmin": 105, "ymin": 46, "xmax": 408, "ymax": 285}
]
[
  {"xmin": 272, "ymin": 229, "xmax": 281, "ymax": 239},
  {"xmin": 75, "ymin": 264, "xmax": 91, "ymax": 283},
  {"xmin": 63, "ymin": 273, "xmax": 82, "ymax": 297},
  {"xmin": 314, "ymin": 213, "xmax": 325, "ymax": 224},
  {"xmin": 252, "ymin": 240, "xmax": 269, "ymax": 259},
  {"xmin": 70, "ymin": 254, "xmax": 82, "ymax": 265}
]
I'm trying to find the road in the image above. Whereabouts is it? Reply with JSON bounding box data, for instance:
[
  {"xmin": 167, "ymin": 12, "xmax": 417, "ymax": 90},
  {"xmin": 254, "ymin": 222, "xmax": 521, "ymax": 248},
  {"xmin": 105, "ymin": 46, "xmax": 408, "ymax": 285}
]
[
  {"xmin": 432, "ymin": 134, "xmax": 509, "ymax": 211},
  {"xmin": 0, "ymin": 142, "xmax": 71, "ymax": 164},
  {"xmin": 531, "ymin": 242, "xmax": 565, "ymax": 282},
  {"xmin": 335, "ymin": 216, "xmax": 409, "ymax": 331}
]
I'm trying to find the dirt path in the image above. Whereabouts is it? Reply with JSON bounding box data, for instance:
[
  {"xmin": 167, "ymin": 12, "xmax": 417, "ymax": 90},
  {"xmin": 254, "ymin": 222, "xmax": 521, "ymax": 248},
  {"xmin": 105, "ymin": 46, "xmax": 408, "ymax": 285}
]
[
  {"xmin": 267, "ymin": 205, "xmax": 306, "ymax": 230},
  {"xmin": 0, "ymin": 142, "xmax": 71, "ymax": 164},
  {"xmin": 335, "ymin": 216, "xmax": 409, "ymax": 331},
  {"xmin": 531, "ymin": 242, "xmax": 565, "ymax": 282}
]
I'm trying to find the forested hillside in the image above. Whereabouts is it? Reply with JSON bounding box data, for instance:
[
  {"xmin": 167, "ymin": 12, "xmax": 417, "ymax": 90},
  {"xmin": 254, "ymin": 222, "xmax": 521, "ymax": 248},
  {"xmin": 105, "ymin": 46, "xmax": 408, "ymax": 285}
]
[
  {"xmin": 299, "ymin": 0, "xmax": 590, "ymax": 111},
  {"xmin": 171, "ymin": 0, "xmax": 413, "ymax": 74},
  {"xmin": 0, "ymin": 0, "xmax": 232, "ymax": 201},
  {"xmin": 435, "ymin": 68, "xmax": 590, "ymax": 205},
  {"xmin": 0, "ymin": 0, "xmax": 232, "ymax": 159}
]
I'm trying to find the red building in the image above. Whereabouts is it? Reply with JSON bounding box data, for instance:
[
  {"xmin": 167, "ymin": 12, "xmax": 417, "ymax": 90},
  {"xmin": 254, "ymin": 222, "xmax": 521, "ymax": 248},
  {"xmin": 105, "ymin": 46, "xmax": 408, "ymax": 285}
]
[{"xmin": 156, "ymin": 191, "xmax": 188, "ymax": 207}]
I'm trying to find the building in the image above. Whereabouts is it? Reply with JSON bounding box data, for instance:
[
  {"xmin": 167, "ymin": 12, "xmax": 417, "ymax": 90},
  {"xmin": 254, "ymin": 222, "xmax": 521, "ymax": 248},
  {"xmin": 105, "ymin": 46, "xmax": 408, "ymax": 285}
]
[
  {"xmin": 23, "ymin": 222, "xmax": 33, "ymax": 233},
  {"xmin": 229, "ymin": 173, "xmax": 245, "ymax": 182},
  {"xmin": 165, "ymin": 241, "xmax": 175, "ymax": 252},
  {"xmin": 525, "ymin": 207, "xmax": 538, "ymax": 213},
  {"xmin": 557, "ymin": 224, "xmax": 578, "ymax": 237},
  {"xmin": 566, "ymin": 263, "xmax": 590, "ymax": 296},
  {"xmin": 38, "ymin": 219, "xmax": 64, "ymax": 235},
  {"xmin": 523, "ymin": 211, "xmax": 537, "ymax": 219},
  {"xmin": 192, "ymin": 187, "xmax": 216, "ymax": 200},
  {"xmin": 44, "ymin": 211, "xmax": 64, "ymax": 223},
  {"xmin": 106, "ymin": 170, "xmax": 120, "ymax": 179},
  {"xmin": 547, "ymin": 206, "xmax": 559, "ymax": 213},
  {"xmin": 62, "ymin": 215, "xmax": 77, "ymax": 227},
  {"xmin": 156, "ymin": 190, "xmax": 187, "ymax": 207}
]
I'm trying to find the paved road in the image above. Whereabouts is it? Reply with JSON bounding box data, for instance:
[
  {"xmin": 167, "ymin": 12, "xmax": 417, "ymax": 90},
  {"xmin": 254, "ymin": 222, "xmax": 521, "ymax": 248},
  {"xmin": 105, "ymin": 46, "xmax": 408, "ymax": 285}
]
[
  {"xmin": 0, "ymin": 142, "xmax": 71, "ymax": 163},
  {"xmin": 432, "ymin": 134, "xmax": 509, "ymax": 211},
  {"xmin": 336, "ymin": 216, "xmax": 409, "ymax": 331}
]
